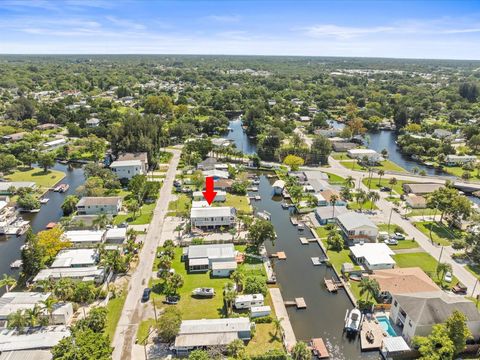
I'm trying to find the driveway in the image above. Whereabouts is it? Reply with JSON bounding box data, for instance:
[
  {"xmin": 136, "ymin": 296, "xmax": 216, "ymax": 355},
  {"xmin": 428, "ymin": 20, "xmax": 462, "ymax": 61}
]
[{"xmin": 112, "ymin": 149, "xmax": 181, "ymax": 360}]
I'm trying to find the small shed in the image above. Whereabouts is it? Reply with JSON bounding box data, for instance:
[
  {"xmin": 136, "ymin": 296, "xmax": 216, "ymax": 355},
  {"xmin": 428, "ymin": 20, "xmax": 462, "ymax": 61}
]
[
  {"xmin": 211, "ymin": 261, "xmax": 237, "ymax": 277},
  {"xmin": 250, "ymin": 305, "xmax": 271, "ymax": 318}
]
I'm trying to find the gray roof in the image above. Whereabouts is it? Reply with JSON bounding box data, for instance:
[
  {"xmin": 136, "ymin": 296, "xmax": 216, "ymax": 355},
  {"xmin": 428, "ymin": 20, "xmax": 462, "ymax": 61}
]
[
  {"xmin": 0, "ymin": 326, "xmax": 70, "ymax": 351},
  {"xmin": 178, "ymin": 317, "xmax": 251, "ymax": 335},
  {"xmin": 190, "ymin": 207, "xmax": 234, "ymax": 218},
  {"xmin": 403, "ymin": 183, "xmax": 443, "ymax": 194},
  {"xmin": 394, "ymin": 291, "xmax": 480, "ymax": 326},
  {"xmin": 117, "ymin": 152, "xmax": 148, "ymax": 163},
  {"xmin": 0, "ymin": 350, "xmax": 52, "ymax": 360},
  {"xmin": 187, "ymin": 243, "xmax": 235, "ymax": 260},
  {"xmin": 77, "ymin": 197, "xmax": 121, "ymax": 207},
  {"xmin": 0, "ymin": 293, "xmax": 50, "ymax": 319},
  {"xmin": 110, "ymin": 160, "xmax": 142, "ymax": 167},
  {"xmin": 315, "ymin": 206, "xmax": 348, "ymax": 220},
  {"xmin": 336, "ymin": 212, "xmax": 377, "ymax": 230}
]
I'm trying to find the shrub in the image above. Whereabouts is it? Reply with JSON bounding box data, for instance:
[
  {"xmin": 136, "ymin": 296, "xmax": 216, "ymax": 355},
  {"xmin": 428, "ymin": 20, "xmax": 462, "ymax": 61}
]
[
  {"xmin": 244, "ymin": 276, "xmax": 268, "ymax": 296},
  {"xmin": 452, "ymin": 240, "xmax": 466, "ymax": 250},
  {"xmin": 252, "ymin": 315, "xmax": 272, "ymax": 323}
]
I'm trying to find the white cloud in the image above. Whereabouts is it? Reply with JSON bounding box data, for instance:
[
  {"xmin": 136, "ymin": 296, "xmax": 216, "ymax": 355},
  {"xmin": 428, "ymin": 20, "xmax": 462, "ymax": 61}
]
[{"xmin": 303, "ymin": 24, "xmax": 394, "ymax": 39}]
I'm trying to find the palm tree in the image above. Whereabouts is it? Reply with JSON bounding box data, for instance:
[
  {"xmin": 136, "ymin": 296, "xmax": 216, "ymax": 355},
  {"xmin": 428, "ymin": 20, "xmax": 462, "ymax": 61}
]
[
  {"xmin": 291, "ymin": 341, "xmax": 311, "ymax": 360},
  {"xmin": 330, "ymin": 194, "xmax": 339, "ymax": 218},
  {"xmin": 41, "ymin": 296, "xmax": 58, "ymax": 325},
  {"xmin": 436, "ymin": 262, "xmax": 452, "ymax": 283},
  {"xmin": 223, "ymin": 283, "xmax": 236, "ymax": 316},
  {"xmin": 272, "ymin": 317, "xmax": 283, "ymax": 338},
  {"xmin": 368, "ymin": 191, "xmax": 380, "ymax": 210},
  {"xmin": 358, "ymin": 278, "xmax": 379, "ymax": 301},
  {"xmin": 344, "ymin": 176, "xmax": 355, "ymax": 189},
  {"xmin": 0, "ymin": 274, "xmax": 16, "ymax": 293},
  {"xmin": 388, "ymin": 177, "xmax": 398, "ymax": 196},
  {"xmin": 25, "ymin": 305, "xmax": 42, "ymax": 327},
  {"xmin": 412, "ymin": 167, "xmax": 419, "ymax": 175},
  {"xmin": 340, "ymin": 186, "xmax": 351, "ymax": 201},
  {"xmin": 7, "ymin": 310, "xmax": 27, "ymax": 332},
  {"xmin": 355, "ymin": 189, "xmax": 366, "ymax": 211},
  {"xmin": 157, "ymin": 255, "xmax": 173, "ymax": 280},
  {"xmin": 166, "ymin": 273, "xmax": 184, "ymax": 296},
  {"xmin": 377, "ymin": 169, "xmax": 385, "ymax": 186},
  {"xmin": 230, "ymin": 270, "xmax": 244, "ymax": 292},
  {"xmin": 92, "ymin": 213, "xmax": 110, "ymax": 230}
]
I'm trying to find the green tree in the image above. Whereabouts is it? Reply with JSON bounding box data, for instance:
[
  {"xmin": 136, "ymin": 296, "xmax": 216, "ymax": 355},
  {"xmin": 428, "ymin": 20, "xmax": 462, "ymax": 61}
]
[
  {"xmin": 413, "ymin": 324, "xmax": 455, "ymax": 360},
  {"xmin": 227, "ymin": 338, "xmax": 247, "ymax": 359},
  {"xmin": 358, "ymin": 278, "xmax": 379, "ymax": 301},
  {"xmin": 77, "ymin": 307, "xmax": 108, "ymax": 333},
  {"xmin": 52, "ymin": 328, "xmax": 113, "ymax": 360},
  {"xmin": 165, "ymin": 273, "xmax": 184, "ymax": 296},
  {"xmin": 291, "ymin": 341, "xmax": 312, "ymax": 360},
  {"xmin": 0, "ymin": 274, "xmax": 17, "ymax": 292},
  {"xmin": 445, "ymin": 310, "xmax": 472, "ymax": 355},
  {"xmin": 37, "ymin": 152, "xmax": 56, "ymax": 172},
  {"xmin": 157, "ymin": 307, "xmax": 182, "ymax": 342},
  {"xmin": 326, "ymin": 230, "xmax": 343, "ymax": 251},
  {"xmin": 283, "ymin": 154, "xmax": 305, "ymax": 171},
  {"xmin": 61, "ymin": 195, "xmax": 79, "ymax": 216},
  {"xmin": 248, "ymin": 219, "xmax": 276, "ymax": 248},
  {"xmin": 17, "ymin": 193, "xmax": 40, "ymax": 211},
  {"xmin": 188, "ymin": 350, "xmax": 210, "ymax": 360},
  {"xmin": 126, "ymin": 199, "xmax": 140, "ymax": 219},
  {"xmin": 7, "ymin": 310, "xmax": 27, "ymax": 331},
  {"xmin": 41, "ymin": 296, "xmax": 58, "ymax": 325},
  {"xmin": 230, "ymin": 270, "xmax": 244, "ymax": 292},
  {"xmin": 244, "ymin": 276, "xmax": 268, "ymax": 296},
  {"xmin": 272, "ymin": 317, "xmax": 283, "ymax": 338},
  {"xmin": 377, "ymin": 169, "xmax": 385, "ymax": 185},
  {"xmin": 436, "ymin": 262, "xmax": 452, "ymax": 283}
]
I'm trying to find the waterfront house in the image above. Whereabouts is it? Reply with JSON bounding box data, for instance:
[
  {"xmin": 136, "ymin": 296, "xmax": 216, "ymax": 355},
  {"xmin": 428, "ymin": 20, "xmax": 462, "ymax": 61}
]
[
  {"xmin": 0, "ymin": 326, "xmax": 71, "ymax": 352},
  {"xmin": 390, "ymin": 291, "xmax": 480, "ymax": 343},
  {"xmin": 105, "ymin": 227, "xmax": 127, "ymax": 244},
  {"xmin": 405, "ymin": 194, "xmax": 427, "ymax": 209},
  {"xmin": 0, "ymin": 200, "xmax": 17, "ymax": 235},
  {"xmin": 50, "ymin": 248, "xmax": 98, "ymax": 268},
  {"xmin": 0, "ymin": 292, "xmax": 49, "ymax": 321},
  {"xmin": 319, "ymin": 189, "xmax": 347, "ymax": 206},
  {"xmin": 211, "ymin": 261, "xmax": 237, "ymax": 277},
  {"xmin": 250, "ymin": 305, "xmax": 271, "ymax": 318},
  {"xmin": 43, "ymin": 138, "xmax": 67, "ymax": 148},
  {"xmin": 184, "ymin": 243, "xmax": 236, "ymax": 272},
  {"xmin": 76, "ymin": 196, "xmax": 122, "ymax": 215},
  {"xmin": 287, "ymin": 171, "xmax": 307, "ymax": 183},
  {"xmin": 369, "ymin": 267, "xmax": 440, "ymax": 302},
  {"xmin": 214, "ymin": 178, "xmax": 234, "ymax": 191},
  {"xmin": 234, "ymin": 294, "xmax": 264, "ymax": 309},
  {"xmin": 86, "ymin": 117, "xmax": 100, "ymax": 127},
  {"xmin": 117, "ymin": 152, "xmax": 149, "ymax": 173},
  {"xmin": 63, "ymin": 230, "xmax": 106, "ymax": 248},
  {"xmin": 336, "ymin": 212, "xmax": 378, "ymax": 243},
  {"xmin": 193, "ymin": 190, "xmax": 226, "ymax": 202},
  {"xmin": 402, "ymin": 183, "xmax": 443, "ymax": 195},
  {"xmin": 315, "ymin": 128, "xmax": 341, "ymax": 138},
  {"xmin": 190, "ymin": 207, "xmax": 236, "ymax": 229},
  {"xmin": 332, "ymin": 141, "xmax": 357, "ymax": 152},
  {"xmin": 445, "ymin": 154, "xmax": 477, "ymax": 166},
  {"xmin": 110, "ymin": 159, "xmax": 145, "ymax": 180},
  {"xmin": 33, "ymin": 266, "xmax": 106, "ymax": 284},
  {"xmin": 347, "ymin": 149, "xmax": 382, "ymax": 164},
  {"xmin": 272, "ymin": 180, "xmax": 285, "ymax": 195},
  {"xmin": 197, "ymin": 157, "xmax": 217, "ymax": 171},
  {"xmin": 202, "ymin": 169, "xmax": 229, "ymax": 180},
  {"xmin": 0, "ymin": 182, "xmax": 36, "ymax": 195},
  {"xmin": 349, "ymin": 243, "xmax": 396, "ymax": 270},
  {"xmin": 432, "ymin": 129, "xmax": 452, "ymax": 139},
  {"xmin": 174, "ymin": 318, "xmax": 253, "ymax": 355},
  {"xmin": 315, "ymin": 206, "xmax": 349, "ymax": 225}
]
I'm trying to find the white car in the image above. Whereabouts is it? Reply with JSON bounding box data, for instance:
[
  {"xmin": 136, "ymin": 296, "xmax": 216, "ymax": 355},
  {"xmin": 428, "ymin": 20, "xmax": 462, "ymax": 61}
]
[
  {"xmin": 384, "ymin": 238, "xmax": 398, "ymax": 245},
  {"xmin": 392, "ymin": 232, "xmax": 406, "ymax": 240},
  {"xmin": 444, "ymin": 271, "xmax": 453, "ymax": 283}
]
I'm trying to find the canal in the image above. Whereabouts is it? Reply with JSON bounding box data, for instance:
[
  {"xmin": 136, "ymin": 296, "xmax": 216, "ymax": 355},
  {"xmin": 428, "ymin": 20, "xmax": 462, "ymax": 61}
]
[
  {"xmin": 251, "ymin": 177, "xmax": 378, "ymax": 359},
  {"xmin": 0, "ymin": 163, "xmax": 85, "ymax": 279},
  {"xmin": 226, "ymin": 117, "xmax": 257, "ymax": 155}
]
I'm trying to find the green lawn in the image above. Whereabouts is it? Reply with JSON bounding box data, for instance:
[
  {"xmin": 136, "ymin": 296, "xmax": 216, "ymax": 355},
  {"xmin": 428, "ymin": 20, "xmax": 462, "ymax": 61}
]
[
  {"xmin": 105, "ymin": 292, "xmax": 127, "ymax": 341},
  {"xmin": 377, "ymin": 223, "xmax": 406, "ymax": 234},
  {"xmin": 113, "ymin": 202, "xmax": 156, "ymax": 225},
  {"xmin": 362, "ymin": 178, "xmax": 408, "ymax": 194},
  {"xmin": 315, "ymin": 226, "xmax": 331, "ymax": 239},
  {"xmin": 245, "ymin": 322, "xmax": 283, "ymax": 356},
  {"xmin": 136, "ymin": 318, "xmax": 157, "ymax": 343},
  {"xmin": 347, "ymin": 200, "xmax": 378, "ymax": 211},
  {"xmin": 326, "ymin": 172, "xmax": 346, "ymax": 185},
  {"xmin": 320, "ymin": 239, "xmax": 352, "ymax": 274},
  {"xmin": 392, "ymin": 252, "xmax": 458, "ymax": 289},
  {"xmin": 215, "ymin": 194, "xmax": 252, "ymax": 214},
  {"xmin": 167, "ymin": 194, "xmax": 191, "ymax": 217},
  {"xmin": 339, "ymin": 160, "xmax": 407, "ymax": 173},
  {"xmin": 405, "ymin": 208, "xmax": 439, "ymax": 218},
  {"xmin": 331, "ymin": 152, "xmax": 349, "ymax": 160},
  {"xmin": 387, "ymin": 240, "xmax": 420, "ymax": 250},
  {"xmin": 414, "ymin": 221, "xmax": 464, "ymax": 246},
  {"xmin": 442, "ymin": 165, "xmax": 480, "ymax": 181},
  {"xmin": 6, "ymin": 167, "xmax": 65, "ymax": 189}
]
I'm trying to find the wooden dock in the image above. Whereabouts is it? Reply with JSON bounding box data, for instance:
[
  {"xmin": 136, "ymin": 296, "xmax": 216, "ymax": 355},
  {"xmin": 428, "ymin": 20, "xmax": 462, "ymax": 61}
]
[
  {"xmin": 309, "ymin": 338, "xmax": 329, "ymax": 359},
  {"xmin": 324, "ymin": 278, "xmax": 344, "ymax": 293},
  {"xmin": 360, "ymin": 317, "xmax": 386, "ymax": 351},
  {"xmin": 299, "ymin": 237, "xmax": 317, "ymax": 245},
  {"xmin": 284, "ymin": 297, "xmax": 306, "ymax": 309},
  {"xmin": 290, "ymin": 217, "xmax": 298, "ymax": 226},
  {"xmin": 269, "ymin": 288, "xmax": 297, "ymax": 350},
  {"xmin": 270, "ymin": 251, "xmax": 287, "ymax": 260}
]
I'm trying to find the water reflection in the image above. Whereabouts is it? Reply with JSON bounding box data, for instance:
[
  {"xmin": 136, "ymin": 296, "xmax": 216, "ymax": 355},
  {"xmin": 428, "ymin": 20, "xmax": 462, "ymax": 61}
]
[{"xmin": 226, "ymin": 118, "xmax": 257, "ymax": 155}]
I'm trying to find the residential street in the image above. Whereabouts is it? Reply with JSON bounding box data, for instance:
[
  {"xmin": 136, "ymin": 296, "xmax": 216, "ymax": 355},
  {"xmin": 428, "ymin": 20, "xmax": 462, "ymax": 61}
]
[
  {"xmin": 305, "ymin": 157, "xmax": 480, "ymax": 297},
  {"xmin": 112, "ymin": 148, "xmax": 181, "ymax": 360}
]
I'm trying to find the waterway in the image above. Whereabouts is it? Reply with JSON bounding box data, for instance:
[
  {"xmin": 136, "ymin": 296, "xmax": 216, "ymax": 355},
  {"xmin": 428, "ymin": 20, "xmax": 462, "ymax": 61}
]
[
  {"xmin": 251, "ymin": 176, "xmax": 378, "ymax": 359},
  {"xmin": 226, "ymin": 117, "xmax": 257, "ymax": 155},
  {"xmin": 0, "ymin": 163, "xmax": 85, "ymax": 279}
]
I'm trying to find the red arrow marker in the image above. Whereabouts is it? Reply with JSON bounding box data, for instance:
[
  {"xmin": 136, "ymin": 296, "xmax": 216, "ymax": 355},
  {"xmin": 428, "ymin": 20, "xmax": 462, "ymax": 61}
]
[{"xmin": 202, "ymin": 176, "xmax": 217, "ymax": 205}]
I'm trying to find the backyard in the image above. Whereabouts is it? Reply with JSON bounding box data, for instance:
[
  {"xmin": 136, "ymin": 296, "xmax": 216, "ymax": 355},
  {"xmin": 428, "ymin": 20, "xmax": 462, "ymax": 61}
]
[
  {"xmin": 167, "ymin": 194, "xmax": 191, "ymax": 217},
  {"xmin": 362, "ymin": 178, "xmax": 408, "ymax": 195},
  {"xmin": 6, "ymin": 167, "xmax": 65, "ymax": 189},
  {"xmin": 113, "ymin": 202, "xmax": 156, "ymax": 225},
  {"xmin": 339, "ymin": 159, "xmax": 407, "ymax": 173},
  {"xmin": 215, "ymin": 193, "xmax": 252, "ymax": 214},
  {"xmin": 414, "ymin": 221, "xmax": 464, "ymax": 246}
]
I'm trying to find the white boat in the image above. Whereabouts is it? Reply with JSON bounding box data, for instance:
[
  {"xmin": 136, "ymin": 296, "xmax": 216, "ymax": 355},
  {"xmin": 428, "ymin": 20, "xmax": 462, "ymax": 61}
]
[
  {"xmin": 344, "ymin": 308, "xmax": 363, "ymax": 333},
  {"xmin": 40, "ymin": 198, "xmax": 49, "ymax": 204},
  {"xmin": 10, "ymin": 260, "xmax": 22, "ymax": 269},
  {"xmin": 257, "ymin": 211, "xmax": 271, "ymax": 221},
  {"xmin": 192, "ymin": 288, "xmax": 215, "ymax": 297}
]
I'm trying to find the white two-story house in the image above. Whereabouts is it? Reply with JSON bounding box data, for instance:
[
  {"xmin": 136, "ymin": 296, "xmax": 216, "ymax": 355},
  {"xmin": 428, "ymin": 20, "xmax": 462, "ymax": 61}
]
[
  {"xmin": 336, "ymin": 212, "xmax": 378, "ymax": 244},
  {"xmin": 110, "ymin": 159, "xmax": 144, "ymax": 180},
  {"xmin": 190, "ymin": 207, "xmax": 236, "ymax": 230},
  {"xmin": 76, "ymin": 197, "xmax": 122, "ymax": 215}
]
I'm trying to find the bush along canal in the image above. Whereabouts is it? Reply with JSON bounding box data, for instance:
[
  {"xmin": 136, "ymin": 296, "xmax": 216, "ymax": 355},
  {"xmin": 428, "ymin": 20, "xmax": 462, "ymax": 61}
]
[{"xmin": 251, "ymin": 174, "xmax": 380, "ymax": 359}]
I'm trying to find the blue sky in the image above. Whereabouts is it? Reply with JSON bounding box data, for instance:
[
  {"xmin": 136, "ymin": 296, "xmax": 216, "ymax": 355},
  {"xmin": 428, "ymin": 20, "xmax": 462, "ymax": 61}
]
[{"xmin": 1, "ymin": 0, "xmax": 480, "ymax": 59}]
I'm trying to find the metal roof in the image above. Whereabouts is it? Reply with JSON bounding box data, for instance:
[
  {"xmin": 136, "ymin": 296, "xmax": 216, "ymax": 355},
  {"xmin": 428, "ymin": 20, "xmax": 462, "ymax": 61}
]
[
  {"xmin": 190, "ymin": 207, "xmax": 234, "ymax": 218},
  {"xmin": 186, "ymin": 243, "xmax": 235, "ymax": 260},
  {"xmin": 336, "ymin": 212, "xmax": 377, "ymax": 231}
]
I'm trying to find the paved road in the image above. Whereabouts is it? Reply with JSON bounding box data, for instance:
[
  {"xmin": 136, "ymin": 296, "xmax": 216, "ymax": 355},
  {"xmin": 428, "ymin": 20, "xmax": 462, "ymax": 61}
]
[
  {"xmin": 112, "ymin": 149, "xmax": 181, "ymax": 360},
  {"xmin": 305, "ymin": 157, "xmax": 480, "ymax": 297}
]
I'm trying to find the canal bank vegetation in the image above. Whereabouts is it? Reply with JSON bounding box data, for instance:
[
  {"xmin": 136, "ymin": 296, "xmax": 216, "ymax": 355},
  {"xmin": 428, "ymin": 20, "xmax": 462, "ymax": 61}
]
[{"xmin": 339, "ymin": 158, "xmax": 407, "ymax": 173}]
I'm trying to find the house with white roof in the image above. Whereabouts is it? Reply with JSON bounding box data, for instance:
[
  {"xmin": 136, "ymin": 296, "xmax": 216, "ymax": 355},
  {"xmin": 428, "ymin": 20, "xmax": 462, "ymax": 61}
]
[
  {"xmin": 174, "ymin": 318, "xmax": 253, "ymax": 355},
  {"xmin": 86, "ymin": 118, "xmax": 100, "ymax": 127},
  {"xmin": 347, "ymin": 149, "xmax": 383, "ymax": 164},
  {"xmin": 272, "ymin": 180, "xmax": 285, "ymax": 195},
  {"xmin": 0, "ymin": 326, "xmax": 71, "ymax": 352},
  {"xmin": 117, "ymin": 152, "xmax": 149, "ymax": 173},
  {"xmin": 33, "ymin": 267, "xmax": 106, "ymax": 284},
  {"xmin": 202, "ymin": 169, "xmax": 229, "ymax": 180},
  {"xmin": 350, "ymin": 243, "xmax": 396, "ymax": 270},
  {"xmin": 105, "ymin": 227, "xmax": 127, "ymax": 244},
  {"xmin": 76, "ymin": 197, "xmax": 122, "ymax": 215},
  {"xmin": 0, "ymin": 292, "xmax": 50, "ymax": 321},
  {"xmin": 50, "ymin": 249, "xmax": 98, "ymax": 268},
  {"xmin": 0, "ymin": 182, "xmax": 36, "ymax": 195},
  {"xmin": 63, "ymin": 230, "xmax": 106, "ymax": 248},
  {"xmin": 184, "ymin": 243, "xmax": 236, "ymax": 272},
  {"xmin": 110, "ymin": 159, "xmax": 145, "ymax": 180},
  {"xmin": 190, "ymin": 207, "xmax": 236, "ymax": 229},
  {"xmin": 336, "ymin": 212, "xmax": 378, "ymax": 243},
  {"xmin": 445, "ymin": 154, "xmax": 477, "ymax": 166},
  {"xmin": 234, "ymin": 294, "xmax": 264, "ymax": 309},
  {"xmin": 193, "ymin": 190, "xmax": 226, "ymax": 202}
]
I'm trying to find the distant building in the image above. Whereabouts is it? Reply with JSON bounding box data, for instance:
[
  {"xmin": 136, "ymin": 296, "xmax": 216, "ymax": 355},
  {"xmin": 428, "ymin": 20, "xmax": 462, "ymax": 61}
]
[
  {"xmin": 445, "ymin": 154, "xmax": 477, "ymax": 166},
  {"xmin": 36, "ymin": 123, "xmax": 59, "ymax": 130},
  {"xmin": 349, "ymin": 243, "xmax": 396, "ymax": 270},
  {"xmin": 76, "ymin": 197, "xmax": 122, "ymax": 215},
  {"xmin": 432, "ymin": 129, "xmax": 452, "ymax": 139},
  {"xmin": 0, "ymin": 326, "xmax": 71, "ymax": 352},
  {"xmin": 347, "ymin": 149, "xmax": 382, "ymax": 164},
  {"xmin": 336, "ymin": 212, "xmax": 378, "ymax": 243},
  {"xmin": 202, "ymin": 169, "xmax": 229, "ymax": 180},
  {"xmin": 190, "ymin": 207, "xmax": 236, "ymax": 229},
  {"xmin": 43, "ymin": 138, "xmax": 67, "ymax": 148},
  {"xmin": 110, "ymin": 160, "xmax": 145, "ymax": 180},
  {"xmin": 184, "ymin": 243, "xmax": 236, "ymax": 272},
  {"xmin": 63, "ymin": 230, "xmax": 106, "ymax": 248},
  {"xmin": 86, "ymin": 118, "xmax": 100, "ymax": 127},
  {"xmin": 2, "ymin": 132, "xmax": 27, "ymax": 142},
  {"xmin": 197, "ymin": 157, "xmax": 218, "ymax": 171},
  {"xmin": 50, "ymin": 248, "xmax": 98, "ymax": 268},
  {"xmin": 193, "ymin": 190, "xmax": 226, "ymax": 202},
  {"xmin": 402, "ymin": 183, "xmax": 443, "ymax": 195},
  {"xmin": 0, "ymin": 182, "xmax": 36, "ymax": 195},
  {"xmin": 33, "ymin": 267, "xmax": 106, "ymax": 284},
  {"xmin": 174, "ymin": 318, "xmax": 253, "ymax": 355},
  {"xmin": 405, "ymin": 194, "xmax": 427, "ymax": 209},
  {"xmin": 390, "ymin": 291, "xmax": 480, "ymax": 343},
  {"xmin": 117, "ymin": 152, "xmax": 149, "ymax": 173}
]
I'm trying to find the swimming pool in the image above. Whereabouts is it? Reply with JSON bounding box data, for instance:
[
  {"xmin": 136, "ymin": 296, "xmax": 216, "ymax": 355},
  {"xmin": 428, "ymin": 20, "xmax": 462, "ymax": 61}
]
[{"xmin": 376, "ymin": 316, "xmax": 397, "ymax": 337}]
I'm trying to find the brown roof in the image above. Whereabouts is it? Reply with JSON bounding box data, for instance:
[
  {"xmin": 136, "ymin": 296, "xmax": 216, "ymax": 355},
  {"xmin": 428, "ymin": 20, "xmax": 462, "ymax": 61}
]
[
  {"xmin": 369, "ymin": 267, "xmax": 440, "ymax": 295},
  {"xmin": 319, "ymin": 189, "xmax": 341, "ymax": 203},
  {"xmin": 117, "ymin": 152, "xmax": 148, "ymax": 163},
  {"xmin": 77, "ymin": 197, "xmax": 122, "ymax": 206},
  {"xmin": 403, "ymin": 183, "xmax": 444, "ymax": 194},
  {"xmin": 214, "ymin": 179, "xmax": 234, "ymax": 188}
]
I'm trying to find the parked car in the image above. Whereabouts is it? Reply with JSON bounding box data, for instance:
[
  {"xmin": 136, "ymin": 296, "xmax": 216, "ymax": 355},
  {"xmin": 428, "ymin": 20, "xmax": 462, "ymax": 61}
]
[
  {"xmin": 453, "ymin": 283, "xmax": 468, "ymax": 294},
  {"xmin": 384, "ymin": 238, "xmax": 398, "ymax": 245},
  {"xmin": 444, "ymin": 271, "xmax": 453, "ymax": 283},
  {"xmin": 141, "ymin": 288, "xmax": 151, "ymax": 302},
  {"xmin": 392, "ymin": 232, "xmax": 406, "ymax": 240},
  {"xmin": 380, "ymin": 187, "xmax": 391, "ymax": 192},
  {"xmin": 164, "ymin": 295, "xmax": 180, "ymax": 304}
]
